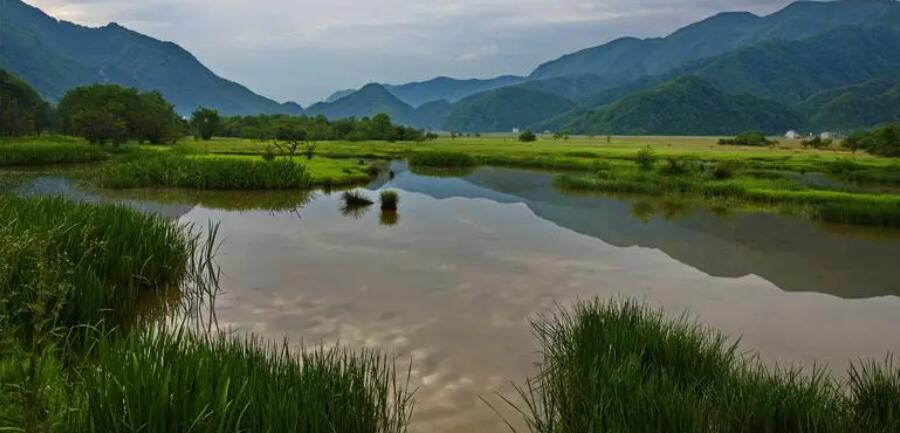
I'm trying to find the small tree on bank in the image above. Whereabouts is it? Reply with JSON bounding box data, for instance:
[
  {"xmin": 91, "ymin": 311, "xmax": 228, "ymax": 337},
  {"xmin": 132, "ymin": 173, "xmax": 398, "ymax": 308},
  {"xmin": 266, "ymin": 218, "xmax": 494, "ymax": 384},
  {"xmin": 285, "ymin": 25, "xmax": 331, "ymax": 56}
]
[
  {"xmin": 519, "ymin": 130, "xmax": 537, "ymax": 142},
  {"xmin": 191, "ymin": 107, "xmax": 221, "ymax": 140}
]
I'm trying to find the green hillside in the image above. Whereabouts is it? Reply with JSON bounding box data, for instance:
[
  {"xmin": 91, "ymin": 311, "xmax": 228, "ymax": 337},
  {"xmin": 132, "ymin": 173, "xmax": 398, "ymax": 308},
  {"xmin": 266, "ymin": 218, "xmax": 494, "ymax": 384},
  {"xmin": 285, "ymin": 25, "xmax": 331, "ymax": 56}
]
[
  {"xmin": 800, "ymin": 76, "xmax": 900, "ymax": 131},
  {"xmin": 442, "ymin": 87, "xmax": 573, "ymax": 133},
  {"xmin": 554, "ymin": 77, "xmax": 801, "ymax": 135},
  {"xmin": 0, "ymin": 0, "xmax": 300, "ymax": 115},
  {"xmin": 529, "ymin": 0, "xmax": 900, "ymax": 88},
  {"xmin": 305, "ymin": 83, "xmax": 419, "ymax": 126}
]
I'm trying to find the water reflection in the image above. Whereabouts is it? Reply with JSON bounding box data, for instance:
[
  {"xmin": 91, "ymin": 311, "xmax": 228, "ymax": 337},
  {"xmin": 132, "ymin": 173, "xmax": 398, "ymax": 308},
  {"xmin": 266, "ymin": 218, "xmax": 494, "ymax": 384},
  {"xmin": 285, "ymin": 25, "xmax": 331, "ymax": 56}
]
[
  {"xmin": 9, "ymin": 163, "xmax": 900, "ymax": 433},
  {"xmin": 379, "ymin": 210, "xmax": 400, "ymax": 226},
  {"xmin": 384, "ymin": 162, "xmax": 900, "ymax": 299}
]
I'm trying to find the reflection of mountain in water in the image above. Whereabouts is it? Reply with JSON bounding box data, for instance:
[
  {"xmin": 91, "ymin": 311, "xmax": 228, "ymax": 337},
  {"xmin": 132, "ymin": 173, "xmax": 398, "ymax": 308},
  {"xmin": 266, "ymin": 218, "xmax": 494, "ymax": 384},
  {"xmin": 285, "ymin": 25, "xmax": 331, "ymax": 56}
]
[
  {"xmin": 383, "ymin": 163, "xmax": 900, "ymax": 299},
  {"xmin": 17, "ymin": 177, "xmax": 195, "ymax": 220}
]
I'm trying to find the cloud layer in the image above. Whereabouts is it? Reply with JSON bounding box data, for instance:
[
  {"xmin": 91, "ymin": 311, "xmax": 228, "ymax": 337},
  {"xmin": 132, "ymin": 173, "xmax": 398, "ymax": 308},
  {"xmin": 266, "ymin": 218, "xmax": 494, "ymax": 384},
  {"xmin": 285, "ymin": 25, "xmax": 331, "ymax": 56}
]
[{"xmin": 29, "ymin": 0, "xmax": 795, "ymax": 104}]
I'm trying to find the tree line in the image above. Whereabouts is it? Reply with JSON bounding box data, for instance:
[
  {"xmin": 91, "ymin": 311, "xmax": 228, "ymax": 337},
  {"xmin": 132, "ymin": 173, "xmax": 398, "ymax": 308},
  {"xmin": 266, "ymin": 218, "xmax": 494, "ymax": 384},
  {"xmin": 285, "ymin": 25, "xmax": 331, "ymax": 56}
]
[
  {"xmin": 2, "ymin": 70, "xmax": 428, "ymax": 144},
  {"xmin": 219, "ymin": 112, "xmax": 427, "ymax": 142}
]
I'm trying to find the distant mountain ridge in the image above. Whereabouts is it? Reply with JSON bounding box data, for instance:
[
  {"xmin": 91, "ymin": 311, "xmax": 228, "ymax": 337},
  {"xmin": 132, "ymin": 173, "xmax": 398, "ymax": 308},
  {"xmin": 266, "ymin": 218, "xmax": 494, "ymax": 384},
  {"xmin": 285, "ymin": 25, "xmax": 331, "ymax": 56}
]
[
  {"xmin": 539, "ymin": 76, "xmax": 801, "ymax": 135},
  {"xmin": 306, "ymin": 83, "xmax": 450, "ymax": 129},
  {"xmin": 0, "ymin": 0, "xmax": 302, "ymax": 115}
]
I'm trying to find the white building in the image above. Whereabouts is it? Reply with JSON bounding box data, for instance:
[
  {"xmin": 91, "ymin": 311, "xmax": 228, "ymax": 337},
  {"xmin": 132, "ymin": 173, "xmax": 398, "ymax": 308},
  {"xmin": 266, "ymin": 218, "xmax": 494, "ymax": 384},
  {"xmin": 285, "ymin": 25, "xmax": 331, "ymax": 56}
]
[
  {"xmin": 785, "ymin": 130, "xmax": 800, "ymax": 139},
  {"xmin": 512, "ymin": 128, "xmax": 520, "ymax": 134},
  {"xmin": 820, "ymin": 131, "xmax": 835, "ymax": 140}
]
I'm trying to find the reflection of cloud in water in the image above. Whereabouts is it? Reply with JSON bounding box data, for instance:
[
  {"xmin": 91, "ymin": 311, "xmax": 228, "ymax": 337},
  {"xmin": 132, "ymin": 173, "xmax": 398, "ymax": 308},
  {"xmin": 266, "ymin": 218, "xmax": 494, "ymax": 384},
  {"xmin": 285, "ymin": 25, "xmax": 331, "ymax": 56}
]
[{"xmin": 181, "ymin": 189, "xmax": 900, "ymax": 433}]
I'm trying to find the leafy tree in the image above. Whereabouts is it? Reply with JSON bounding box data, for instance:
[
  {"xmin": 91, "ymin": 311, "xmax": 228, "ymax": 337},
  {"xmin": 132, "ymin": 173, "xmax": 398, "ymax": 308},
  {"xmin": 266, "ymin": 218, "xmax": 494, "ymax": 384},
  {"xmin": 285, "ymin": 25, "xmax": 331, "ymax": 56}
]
[
  {"xmin": 519, "ymin": 130, "xmax": 537, "ymax": 142},
  {"xmin": 0, "ymin": 69, "xmax": 50, "ymax": 136},
  {"xmin": 133, "ymin": 91, "xmax": 182, "ymax": 144},
  {"xmin": 70, "ymin": 107, "xmax": 128, "ymax": 145},
  {"xmin": 191, "ymin": 107, "xmax": 221, "ymax": 140},
  {"xmin": 58, "ymin": 84, "xmax": 182, "ymax": 145}
]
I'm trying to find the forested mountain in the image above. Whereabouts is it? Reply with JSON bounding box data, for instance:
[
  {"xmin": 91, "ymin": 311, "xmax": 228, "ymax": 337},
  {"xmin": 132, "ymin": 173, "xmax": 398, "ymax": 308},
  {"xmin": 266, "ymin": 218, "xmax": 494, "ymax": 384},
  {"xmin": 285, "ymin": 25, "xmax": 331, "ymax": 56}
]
[
  {"xmin": 0, "ymin": 0, "xmax": 301, "ymax": 115},
  {"xmin": 540, "ymin": 77, "xmax": 801, "ymax": 135},
  {"xmin": 305, "ymin": 83, "xmax": 452, "ymax": 128},
  {"xmin": 385, "ymin": 76, "xmax": 525, "ymax": 107},
  {"xmin": 306, "ymin": 83, "xmax": 419, "ymax": 125},
  {"xmin": 529, "ymin": 0, "xmax": 900, "ymax": 87},
  {"xmin": 443, "ymin": 87, "xmax": 573, "ymax": 132},
  {"xmin": 799, "ymin": 76, "xmax": 900, "ymax": 131}
]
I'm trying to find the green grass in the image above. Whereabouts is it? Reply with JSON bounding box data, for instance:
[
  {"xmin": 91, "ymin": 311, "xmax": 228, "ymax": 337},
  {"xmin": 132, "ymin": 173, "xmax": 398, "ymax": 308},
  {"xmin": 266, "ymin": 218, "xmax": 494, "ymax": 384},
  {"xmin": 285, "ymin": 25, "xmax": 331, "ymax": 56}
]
[
  {"xmin": 514, "ymin": 299, "xmax": 900, "ymax": 433},
  {"xmin": 76, "ymin": 327, "xmax": 412, "ymax": 433},
  {"xmin": 555, "ymin": 163, "xmax": 900, "ymax": 227},
  {"xmin": 0, "ymin": 195, "xmax": 192, "ymax": 331},
  {"xmin": 343, "ymin": 190, "xmax": 374, "ymax": 206},
  {"xmin": 380, "ymin": 190, "xmax": 399, "ymax": 211},
  {"xmin": 0, "ymin": 195, "xmax": 413, "ymax": 433},
  {"xmin": 99, "ymin": 152, "xmax": 312, "ymax": 190},
  {"xmin": 0, "ymin": 137, "xmax": 107, "ymax": 166},
  {"xmin": 408, "ymin": 151, "xmax": 476, "ymax": 167}
]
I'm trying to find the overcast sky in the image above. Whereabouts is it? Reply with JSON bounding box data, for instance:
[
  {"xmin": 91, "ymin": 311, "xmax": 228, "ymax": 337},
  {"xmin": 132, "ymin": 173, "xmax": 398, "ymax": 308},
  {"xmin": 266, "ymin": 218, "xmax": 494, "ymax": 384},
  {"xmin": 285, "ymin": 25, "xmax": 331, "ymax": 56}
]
[{"xmin": 28, "ymin": 0, "xmax": 798, "ymax": 105}]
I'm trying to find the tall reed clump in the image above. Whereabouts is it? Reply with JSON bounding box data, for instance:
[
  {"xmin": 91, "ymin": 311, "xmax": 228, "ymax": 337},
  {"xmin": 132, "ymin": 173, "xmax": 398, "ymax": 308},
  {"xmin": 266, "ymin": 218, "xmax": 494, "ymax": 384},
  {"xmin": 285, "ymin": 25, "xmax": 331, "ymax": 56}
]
[
  {"xmin": 100, "ymin": 153, "xmax": 311, "ymax": 190},
  {"xmin": 380, "ymin": 190, "xmax": 399, "ymax": 211},
  {"xmin": 514, "ymin": 299, "xmax": 900, "ymax": 433},
  {"xmin": 408, "ymin": 151, "xmax": 476, "ymax": 168},
  {"xmin": 0, "ymin": 195, "xmax": 192, "ymax": 331},
  {"xmin": 75, "ymin": 327, "xmax": 413, "ymax": 433},
  {"xmin": 0, "ymin": 140, "xmax": 108, "ymax": 166}
]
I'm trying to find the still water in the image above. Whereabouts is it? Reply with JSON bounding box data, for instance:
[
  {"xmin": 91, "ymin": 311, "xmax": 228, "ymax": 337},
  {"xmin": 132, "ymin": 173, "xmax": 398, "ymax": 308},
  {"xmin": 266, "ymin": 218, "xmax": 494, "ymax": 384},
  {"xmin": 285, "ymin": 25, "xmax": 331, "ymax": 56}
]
[{"xmin": 16, "ymin": 162, "xmax": 900, "ymax": 433}]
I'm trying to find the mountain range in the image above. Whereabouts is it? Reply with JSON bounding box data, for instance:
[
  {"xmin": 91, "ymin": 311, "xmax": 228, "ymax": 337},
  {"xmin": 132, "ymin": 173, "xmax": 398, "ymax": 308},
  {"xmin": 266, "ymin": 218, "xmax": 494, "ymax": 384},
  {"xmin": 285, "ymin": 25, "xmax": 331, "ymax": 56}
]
[
  {"xmin": 0, "ymin": 0, "xmax": 301, "ymax": 115},
  {"xmin": 3, "ymin": 0, "xmax": 900, "ymax": 133}
]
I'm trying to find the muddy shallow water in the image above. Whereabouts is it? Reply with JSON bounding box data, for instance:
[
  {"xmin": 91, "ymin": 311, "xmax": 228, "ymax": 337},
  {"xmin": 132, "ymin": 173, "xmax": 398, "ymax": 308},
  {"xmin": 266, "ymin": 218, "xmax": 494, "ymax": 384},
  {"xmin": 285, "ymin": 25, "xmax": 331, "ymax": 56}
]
[{"xmin": 14, "ymin": 162, "xmax": 900, "ymax": 433}]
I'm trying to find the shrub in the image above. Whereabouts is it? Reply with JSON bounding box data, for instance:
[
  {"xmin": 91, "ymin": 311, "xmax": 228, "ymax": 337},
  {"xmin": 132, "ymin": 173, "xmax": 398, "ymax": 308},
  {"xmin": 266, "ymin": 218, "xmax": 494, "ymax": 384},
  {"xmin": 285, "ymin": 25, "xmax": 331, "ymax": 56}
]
[
  {"xmin": 712, "ymin": 160, "xmax": 739, "ymax": 180},
  {"xmin": 380, "ymin": 190, "xmax": 399, "ymax": 211},
  {"xmin": 802, "ymin": 136, "xmax": 833, "ymax": 149},
  {"xmin": 636, "ymin": 145, "xmax": 658, "ymax": 171},
  {"xmin": 658, "ymin": 158, "xmax": 695, "ymax": 176},
  {"xmin": 719, "ymin": 131, "xmax": 775, "ymax": 147},
  {"xmin": 519, "ymin": 130, "xmax": 537, "ymax": 142}
]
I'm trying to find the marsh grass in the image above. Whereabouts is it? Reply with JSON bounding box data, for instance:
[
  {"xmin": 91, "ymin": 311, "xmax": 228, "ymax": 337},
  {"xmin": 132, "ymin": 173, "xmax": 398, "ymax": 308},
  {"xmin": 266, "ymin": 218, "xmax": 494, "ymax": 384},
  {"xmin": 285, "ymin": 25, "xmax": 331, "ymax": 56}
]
[
  {"xmin": 76, "ymin": 327, "xmax": 413, "ymax": 433},
  {"xmin": 0, "ymin": 138, "xmax": 107, "ymax": 166},
  {"xmin": 99, "ymin": 153, "xmax": 311, "ymax": 190},
  {"xmin": 555, "ymin": 172, "xmax": 900, "ymax": 227},
  {"xmin": 380, "ymin": 190, "xmax": 399, "ymax": 211},
  {"xmin": 343, "ymin": 190, "xmax": 374, "ymax": 207},
  {"xmin": 512, "ymin": 299, "xmax": 900, "ymax": 433},
  {"xmin": 0, "ymin": 195, "xmax": 192, "ymax": 331},
  {"xmin": 408, "ymin": 151, "xmax": 476, "ymax": 167}
]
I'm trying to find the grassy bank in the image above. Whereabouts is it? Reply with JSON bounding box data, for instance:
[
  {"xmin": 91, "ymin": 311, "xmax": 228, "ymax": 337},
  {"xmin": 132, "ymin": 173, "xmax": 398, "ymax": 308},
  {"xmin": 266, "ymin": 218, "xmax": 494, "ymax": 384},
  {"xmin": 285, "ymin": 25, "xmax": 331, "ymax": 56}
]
[
  {"xmin": 0, "ymin": 137, "xmax": 108, "ymax": 166},
  {"xmin": 517, "ymin": 299, "xmax": 900, "ymax": 433},
  {"xmin": 0, "ymin": 195, "xmax": 412, "ymax": 432},
  {"xmin": 0, "ymin": 195, "xmax": 192, "ymax": 330},
  {"xmin": 77, "ymin": 328, "xmax": 411, "ymax": 433},
  {"xmin": 554, "ymin": 157, "xmax": 900, "ymax": 227}
]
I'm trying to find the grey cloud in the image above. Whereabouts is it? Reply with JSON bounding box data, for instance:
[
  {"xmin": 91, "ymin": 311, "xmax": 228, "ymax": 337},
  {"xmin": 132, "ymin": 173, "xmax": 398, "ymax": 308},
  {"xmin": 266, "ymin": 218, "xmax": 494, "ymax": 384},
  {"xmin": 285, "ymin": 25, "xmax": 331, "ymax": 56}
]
[{"xmin": 28, "ymin": 0, "xmax": 796, "ymax": 104}]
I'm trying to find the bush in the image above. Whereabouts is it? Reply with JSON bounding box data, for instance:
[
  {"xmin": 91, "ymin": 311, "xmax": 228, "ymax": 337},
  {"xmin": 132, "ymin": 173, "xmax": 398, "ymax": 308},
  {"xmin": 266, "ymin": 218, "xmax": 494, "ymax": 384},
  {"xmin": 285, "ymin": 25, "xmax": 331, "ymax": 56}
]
[
  {"xmin": 719, "ymin": 131, "xmax": 776, "ymax": 147},
  {"xmin": 658, "ymin": 158, "xmax": 695, "ymax": 176},
  {"xmin": 636, "ymin": 145, "xmax": 658, "ymax": 171},
  {"xmin": 712, "ymin": 160, "xmax": 738, "ymax": 180},
  {"xmin": 519, "ymin": 130, "xmax": 537, "ymax": 142},
  {"xmin": 802, "ymin": 136, "xmax": 833, "ymax": 149},
  {"xmin": 380, "ymin": 190, "xmax": 399, "ymax": 211}
]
